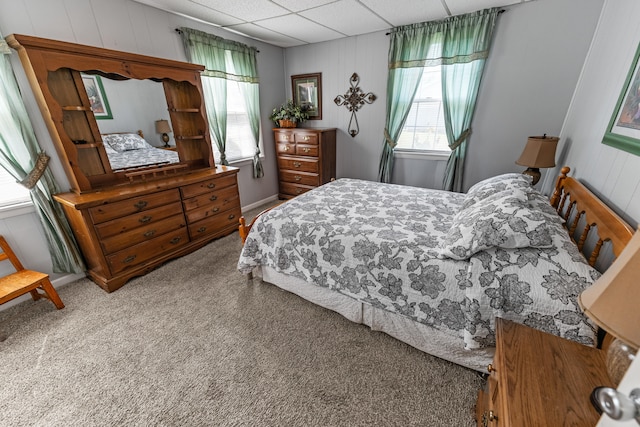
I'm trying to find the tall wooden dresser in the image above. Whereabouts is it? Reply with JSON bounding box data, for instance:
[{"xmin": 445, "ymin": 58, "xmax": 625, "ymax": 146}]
[{"xmin": 273, "ymin": 128, "xmax": 336, "ymax": 199}]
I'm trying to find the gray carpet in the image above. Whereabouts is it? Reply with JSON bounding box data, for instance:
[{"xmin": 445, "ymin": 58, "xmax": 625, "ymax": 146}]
[{"xmin": 0, "ymin": 205, "xmax": 484, "ymax": 426}]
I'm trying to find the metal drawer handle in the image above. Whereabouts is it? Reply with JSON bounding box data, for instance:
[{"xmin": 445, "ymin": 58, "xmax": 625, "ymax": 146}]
[
  {"xmin": 212, "ymin": 207, "xmax": 220, "ymax": 213},
  {"xmin": 197, "ymin": 226, "xmax": 206, "ymax": 233},
  {"xmin": 296, "ymin": 189, "xmax": 303, "ymax": 194},
  {"xmin": 303, "ymin": 147, "xmax": 310, "ymax": 153},
  {"xmin": 134, "ymin": 200, "xmax": 148, "ymax": 210},
  {"xmin": 488, "ymin": 411, "xmax": 498, "ymax": 422},
  {"xmin": 228, "ymin": 214, "xmax": 235, "ymax": 220},
  {"xmin": 143, "ymin": 230, "xmax": 156, "ymax": 238},
  {"xmin": 294, "ymin": 175, "xmax": 302, "ymax": 182},
  {"xmin": 139, "ymin": 215, "xmax": 152, "ymax": 223},
  {"xmin": 209, "ymin": 195, "xmax": 218, "ymax": 201},
  {"xmin": 293, "ymin": 161, "xmax": 301, "ymax": 168},
  {"xmin": 123, "ymin": 255, "xmax": 136, "ymax": 264},
  {"xmin": 284, "ymin": 145, "xmax": 290, "ymax": 151},
  {"xmin": 169, "ymin": 237, "xmax": 182, "ymax": 244},
  {"xmin": 303, "ymin": 136, "xmax": 310, "ymax": 141},
  {"xmin": 487, "ymin": 364, "xmax": 495, "ymax": 373},
  {"xmin": 207, "ymin": 182, "xmax": 216, "ymax": 189}
]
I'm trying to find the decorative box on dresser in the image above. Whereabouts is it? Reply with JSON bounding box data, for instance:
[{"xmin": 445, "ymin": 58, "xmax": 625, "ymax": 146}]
[
  {"xmin": 476, "ymin": 318, "xmax": 612, "ymax": 427},
  {"xmin": 274, "ymin": 127, "xmax": 336, "ymax": 199}
]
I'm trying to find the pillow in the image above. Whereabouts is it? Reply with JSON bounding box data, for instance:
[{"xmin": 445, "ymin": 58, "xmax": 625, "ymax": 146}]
[
  {"xmin": 102, "ymin": 140, "xmax": 119, "ymax": 155},
  {"xmin": 102, "ymin": 133, "xmax": 152, "ymax": 152},
  {"xmin": 439, "ymin": 188, "xmax": 554, "ymax": 260},
  {"xmin": 461, "ymin": 173, "xmax": 533, "ymax": 211}
]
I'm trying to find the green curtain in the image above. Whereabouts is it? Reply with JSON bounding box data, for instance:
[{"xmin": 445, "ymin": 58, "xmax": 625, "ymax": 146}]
[
  {"xmin": 441, "ymin": 9, "xmax": 500, "ymax": 192},
  {"xmin": 0, "ymin": 36, "xmax": 85, "ymax": 274},
  {"xmin": 180, "ymin": 28, "xmax": 263, "ymax": 177},
  {"xmin": 378, "ymin": 8, "xmax": 499, "ymax": 188}
]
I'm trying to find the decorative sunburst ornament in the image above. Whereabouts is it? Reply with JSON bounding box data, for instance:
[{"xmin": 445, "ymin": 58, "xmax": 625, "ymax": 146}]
[{"xmin": 334, "ymin": 73, "xmax": 376, "ymax": 137}]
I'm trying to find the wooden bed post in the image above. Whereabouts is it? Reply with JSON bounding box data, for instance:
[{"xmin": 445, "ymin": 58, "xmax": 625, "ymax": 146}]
[{"xmin": 550, "ymin": 166, "xmax": 571, "ymax": 208}]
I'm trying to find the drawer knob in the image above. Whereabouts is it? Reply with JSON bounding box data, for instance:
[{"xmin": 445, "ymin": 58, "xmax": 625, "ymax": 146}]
[
  {"xmin": 212, "ymin": 207, "xmax": 220, "ymax": 213},
  {"xmin": 143, "ymin": 230, "xmax": 156, "ymax": 238},
  {"xmin": 303, "ymin": 147, "xmax": 310, "ymax": 153},
  {"xmin": 293, "ymin": 161, "xmax": 301, "ymax": 168},
  {"xmin": 487, "ymin": 364, "xmax": 495, "ymax": 373},
  {"xmin": 197, "ymin": 226, "xmax": 206, "ymax": 233},
  {"xmin": 169, "ymin": 237, "xmax": 182, "ymax": 244},
  {"xmin": 123, "ymin": 255, "xmax": 136, "ymax": 264},
  {"xmin": 294, "ymin": 175, "xmax": 302, "ymax": 182},
  {"xmin": 296, "ymin": 189, "xmax": 303, "ymax": 194},
  {"xmin": 228, "ymin": 214, "xmax": 235, "ymax": 220},
  {"xmin": 488, "ymin": 411, "xmax": 498, "ymax": 422},
  {"xmin": 207, "ymin": 183, "xmax": 216, "ymax": 189},
  {"xmin": 134, "ymin": 200, "xmax": 148, "ymax": 210},
  {"xmin": 209, "ymin": 195, "xmax": 218, "ymax": 201},
  {"xmin": 139, "ymin": 215, "xmax": 152, "ymax": 223}
]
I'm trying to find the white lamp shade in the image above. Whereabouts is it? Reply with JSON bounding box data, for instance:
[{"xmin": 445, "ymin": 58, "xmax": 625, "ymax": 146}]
[{"xmin": 579, "ymin": 229, "xmax": 640, "ymax": 349}]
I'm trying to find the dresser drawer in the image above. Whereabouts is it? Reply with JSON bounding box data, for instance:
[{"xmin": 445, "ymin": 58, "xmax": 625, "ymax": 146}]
[
  {"xmin": 94, "ymin": 202, "xmax": 183, "ymax": 240},
  {"xmin": 279, "ymin": 182, "xmax": 314, "ymax": 197},
  {"xmin": 180, "ymin": 174, "xmax": 237, "ymax": 199},
  {"xmin": 89, "ymin": 189, "xmax": 180, "ymax": 224},
  {"xmin": 182, "ymin": 185, "xmax": 239, "ymax": 212},
  {"xmin": 295, "ymin": 132, "xmax": 318, "ymax": 144},
  {"xmin": 188, "ymin": 206, "xmax": 241, "ymax": 240},
  {"xmin": 106, "ymin": 228, "xmax": 188, "ymax": 274},
  {"xmin": 295, "ymin": 144, "xmax": 318, "ymax": 157},
  {"xmin": 276, "ymin": 142, "xmax": 295, "ymax": 155},
  {"xmin": 100, "ymin": 214, "xmax": 186, "ymax": 254},
  {"xmin": 277, "ymin": 157, "xmax": 319, "ymax": 173},
  {"xmin": 274, "ymin": 131, "xmax": 295, "ymax": 143},
  {"xmin": 280, "ymin": 170, "xmax": 320, "ymax": 187},
  {"xmin": 184, "ymin": 191, "xmax": 240, "ymax": 224}
]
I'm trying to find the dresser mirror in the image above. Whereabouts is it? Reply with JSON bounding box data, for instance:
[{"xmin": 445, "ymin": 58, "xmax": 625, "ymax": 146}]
[{"xmin": 8, "ymin": 33, "xmax": 215, "ymax": 193}]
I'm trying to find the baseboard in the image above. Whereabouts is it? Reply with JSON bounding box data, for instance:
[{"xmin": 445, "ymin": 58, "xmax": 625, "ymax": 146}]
[
  {"xmin": 241, "ymin": 194, "xmax": 279, "ymax": 213},
  {"xmin": 0, "ymin": 272, "xmax": 84, "ymax": 312}
]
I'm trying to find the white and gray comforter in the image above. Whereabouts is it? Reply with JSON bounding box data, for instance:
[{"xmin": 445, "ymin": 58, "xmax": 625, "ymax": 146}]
[{"xmin": 237, "ymin": 178, "xmax": 600, "ymax": 350}]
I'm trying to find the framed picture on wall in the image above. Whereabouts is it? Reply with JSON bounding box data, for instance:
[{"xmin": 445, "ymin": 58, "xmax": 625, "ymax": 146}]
[
  {"xmin": 81, "ymin": 74, "xmax": 113, "ymax": 120},
  {"xmin": 291, "ymin": 73, "xmax": 322, "ymax": 120},
  {"xmin": 602, "ymin": 41, "xmax": 640, "ymax": 156}
]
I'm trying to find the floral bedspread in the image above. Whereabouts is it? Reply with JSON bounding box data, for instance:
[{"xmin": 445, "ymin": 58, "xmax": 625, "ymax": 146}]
[{"xmin": 237, "ymin": 178, "xmax": 599, "ymax": 349}]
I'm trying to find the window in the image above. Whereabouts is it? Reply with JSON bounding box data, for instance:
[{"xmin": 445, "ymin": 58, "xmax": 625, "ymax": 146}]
[
  {"xmin": 0, "ymin": 167, "xmax": 30, "ymax": 208},
  {"xmin": 209, "ymin": 78, "xmax": 261, "ymax": 163},
  {"xmin": 397, "ymin": 67, "xmax": 449, "ymax": 153}
]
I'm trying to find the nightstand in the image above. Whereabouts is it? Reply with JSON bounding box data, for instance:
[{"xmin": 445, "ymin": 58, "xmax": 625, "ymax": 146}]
[
  {"xmin": 476, "ymin": 318, "xmax": 612, "ymax": 426},
  {"xmin": 160, "ymin": 146, "xmax": 176, "ymax": 151}
]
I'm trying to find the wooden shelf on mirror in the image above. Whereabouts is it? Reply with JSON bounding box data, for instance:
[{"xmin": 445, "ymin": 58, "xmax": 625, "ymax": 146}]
[
  {"xmin": 175, "ymin": 135, "xmax": 205, "ymax": 140},
  {"xmin": 62, "ymin": 105, "xmax": 92, "ymax": 111},
  {"xmin": 169, "ymin": 108, "xmax": 200, "ymax": 113}
]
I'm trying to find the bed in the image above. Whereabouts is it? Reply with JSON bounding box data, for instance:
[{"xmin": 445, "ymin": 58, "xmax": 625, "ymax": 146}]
[
  {"xmin": 101, "ymin": 131, "xmax": 179, "ymax": 171},
  {"xmin": 237, "ymin": 167, "xmax": 635, "ymax": 372}
]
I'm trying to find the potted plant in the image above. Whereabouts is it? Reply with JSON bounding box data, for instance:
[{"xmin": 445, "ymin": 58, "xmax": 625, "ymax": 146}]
[{"xmin": 269, "ymin": 99, "xmax": 310, "ymax": 128}]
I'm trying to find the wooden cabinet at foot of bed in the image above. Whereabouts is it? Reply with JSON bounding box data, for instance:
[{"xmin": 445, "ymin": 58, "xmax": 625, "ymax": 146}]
[
  {"xmin": 54, "ymin": 167, "xmax": 239, "ymax": 292},
  {"xmin": 475, "ymin": 318, "xmax": 611, "ymax": 427},
  {"xmin": 274, "ymin": 128, "xmax": 336, "ymax": 199}
]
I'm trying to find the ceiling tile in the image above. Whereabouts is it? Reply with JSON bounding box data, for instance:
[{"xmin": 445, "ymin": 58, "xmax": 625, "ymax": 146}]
[
  {"xmin": 271, "ymin": 0, "xmax": 337, "ymax": 13},
  {"xmin": 170, "ymin": 1, "xmax": 242, "ymax": 26},
  {"xmin": 361, "ymin": 0, "xmax": 449, "ymax": 26},
  {"xmin": 227, "ymin": 23, "xmax": 306, "ymax": 48},
  {"xmin": 299, "ymin": 0, "xmax": 391, "ymax": 36},
  {"xmin": 255, "ymin": 14, "xmax": 346, "ymax": 44},
  {"xmin": 190, "ymin": 0, "xmax": 289, "ymax": 22}
]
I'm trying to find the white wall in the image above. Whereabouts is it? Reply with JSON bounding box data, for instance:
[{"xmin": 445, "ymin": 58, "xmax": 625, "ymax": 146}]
[
  {"xmin": 283, "ymin": 0, "xmax": 604, "ymax": 191},
  {"xmin": 541, "ymin": 0, "xmax": 640, "ymax": 228}
]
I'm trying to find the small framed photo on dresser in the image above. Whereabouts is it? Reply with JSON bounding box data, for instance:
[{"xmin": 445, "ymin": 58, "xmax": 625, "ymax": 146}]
[{"xmin": 291, "ymin": 73, "xmax": 322, "ymax": 120}]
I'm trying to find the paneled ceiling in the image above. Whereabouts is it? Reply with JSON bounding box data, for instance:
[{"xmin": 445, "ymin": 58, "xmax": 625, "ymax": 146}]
[{"xmin": 133, "ymin": 0, "xmax": 534, "ymax": 48}]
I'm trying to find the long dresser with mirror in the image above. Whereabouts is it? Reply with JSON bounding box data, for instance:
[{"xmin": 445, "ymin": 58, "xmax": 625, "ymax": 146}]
[{"xmin": 7, "ymin": 34, "xmax": 240, "ymax": 292}]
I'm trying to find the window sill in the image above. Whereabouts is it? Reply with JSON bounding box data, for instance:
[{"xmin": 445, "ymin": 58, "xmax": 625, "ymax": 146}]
[
  {"xmin": 394, "ymin": 150, "xmax": 450, "ymax": 161},
  {"xmin": 0, "ymin": 201, "xmax": 35, "ymax": 220}
]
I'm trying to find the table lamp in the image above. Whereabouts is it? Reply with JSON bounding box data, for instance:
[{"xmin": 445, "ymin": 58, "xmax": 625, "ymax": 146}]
[
  {"xmin": 515, "ymin": 134, "xmax": 559, "ymax": 185},
  {"xmin": 155, "ymin": 119, "xmax": 172, "ymax": 147},
  {"xmin": 580, "ymin": 230, "xmax": 640, "ymax": 423}
]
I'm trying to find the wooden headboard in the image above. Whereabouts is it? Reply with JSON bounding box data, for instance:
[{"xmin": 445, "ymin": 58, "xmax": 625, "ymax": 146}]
[{"xmin": 550, "ymin": 166, "xmax": 635, "ymax": 269}]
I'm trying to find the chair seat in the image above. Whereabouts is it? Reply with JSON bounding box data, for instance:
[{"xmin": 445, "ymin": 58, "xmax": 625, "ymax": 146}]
[{"xmin": 0, "ymin": 270, "xmax": 50, "ymax": 304}]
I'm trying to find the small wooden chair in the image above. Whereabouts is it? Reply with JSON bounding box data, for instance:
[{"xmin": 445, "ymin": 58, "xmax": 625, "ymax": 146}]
[{"xmin": 0, "ymin": 236, "xmax": 64, "ymax": 309}]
